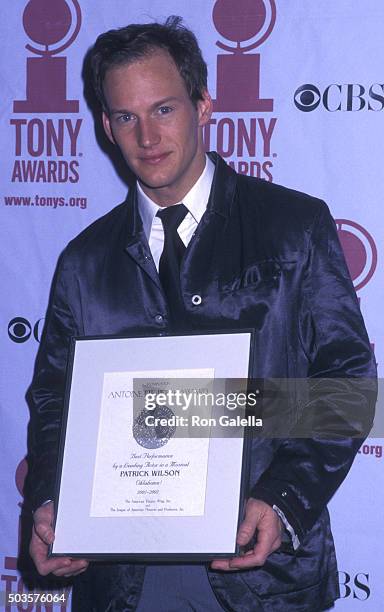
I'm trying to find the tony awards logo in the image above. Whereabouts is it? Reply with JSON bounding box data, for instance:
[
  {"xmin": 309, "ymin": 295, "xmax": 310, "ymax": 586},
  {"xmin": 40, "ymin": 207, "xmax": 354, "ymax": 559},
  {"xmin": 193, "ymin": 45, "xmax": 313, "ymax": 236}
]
[
  {"xmin": 212, "ymin": 0, "xmax": 276, "ymax": 111},
  {"xmin": 13, "ymin": 0, "xmax": 81, "ymax": 113},
  {"xmin": 205, "ymin": 0, "xmax": 277, "ymax": 180}
]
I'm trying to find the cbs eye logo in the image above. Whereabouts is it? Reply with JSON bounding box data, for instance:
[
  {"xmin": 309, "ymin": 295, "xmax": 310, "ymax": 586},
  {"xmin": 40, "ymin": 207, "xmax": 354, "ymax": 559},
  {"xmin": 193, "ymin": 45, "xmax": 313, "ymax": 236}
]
[
  {"xmin": 294, "ymin": 82, "xmax": 384, "ymax": 112},
  {"xmin": 8, "ymin": 317, "xmax": 44, "ymax": 343},
  {"xmin": 294, "ymin": 84, "xmax": 321, "ymax": 111}
]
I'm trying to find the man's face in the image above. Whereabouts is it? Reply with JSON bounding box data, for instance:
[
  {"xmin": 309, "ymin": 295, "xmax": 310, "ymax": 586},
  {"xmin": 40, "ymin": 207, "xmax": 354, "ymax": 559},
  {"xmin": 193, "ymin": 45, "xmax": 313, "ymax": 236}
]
[{"xmin": 102, "ymin": 50, "xmax": 212, "ymax": 206}]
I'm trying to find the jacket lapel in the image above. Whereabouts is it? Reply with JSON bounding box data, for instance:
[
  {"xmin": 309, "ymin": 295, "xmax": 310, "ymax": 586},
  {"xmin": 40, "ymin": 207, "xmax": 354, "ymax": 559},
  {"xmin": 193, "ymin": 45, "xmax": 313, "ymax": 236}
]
[
  {"xmin": 182, "ymin": 153, "xmax": 238, "ymax": 274},
  {"xmin": 123, "ymin": 186, "xmax": 162, "ymax": 289}
]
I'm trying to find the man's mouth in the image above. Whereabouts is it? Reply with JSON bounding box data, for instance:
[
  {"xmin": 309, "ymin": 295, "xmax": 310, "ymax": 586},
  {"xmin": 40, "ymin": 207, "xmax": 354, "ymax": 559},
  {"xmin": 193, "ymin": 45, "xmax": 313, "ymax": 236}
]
[{"xmin": 139, "ymin": 152, "xmax": 171, "ymax": 165}]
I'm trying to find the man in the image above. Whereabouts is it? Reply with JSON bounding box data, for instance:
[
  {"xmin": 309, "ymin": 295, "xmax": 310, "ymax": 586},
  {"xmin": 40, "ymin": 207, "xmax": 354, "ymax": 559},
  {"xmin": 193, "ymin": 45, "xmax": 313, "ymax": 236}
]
[{"xmin": 27, "ymin": 16, "xmax": 376, "ymax": 612}]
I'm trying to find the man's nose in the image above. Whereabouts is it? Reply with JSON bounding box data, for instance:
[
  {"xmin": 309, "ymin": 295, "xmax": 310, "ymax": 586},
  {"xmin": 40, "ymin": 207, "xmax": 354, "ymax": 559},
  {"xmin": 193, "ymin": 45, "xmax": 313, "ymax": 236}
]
[{"xmin": 137, "ymin": 118, "xmax": 161, "ymax": 148}]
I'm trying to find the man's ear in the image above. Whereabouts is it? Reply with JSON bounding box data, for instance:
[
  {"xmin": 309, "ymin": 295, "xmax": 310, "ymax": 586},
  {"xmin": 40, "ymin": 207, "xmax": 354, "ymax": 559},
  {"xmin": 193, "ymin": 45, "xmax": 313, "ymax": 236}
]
[
  {"xmin": 197, "ymin": 90, "xmax": 213, "ymax": 127},
  {"xmin": 102, "ymin": 111, "xmax": 116, "ymax": 144}
]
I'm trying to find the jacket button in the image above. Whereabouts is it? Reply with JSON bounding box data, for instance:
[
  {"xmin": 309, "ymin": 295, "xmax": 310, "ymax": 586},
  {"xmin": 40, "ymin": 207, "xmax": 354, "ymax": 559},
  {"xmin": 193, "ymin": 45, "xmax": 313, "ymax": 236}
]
[
  {"xmin": 154, "ymin": 314, "xmax": 164, "ymax": 323},
  {"xmin": 191, "ymin": 294, "xmax": 202, "ymax": 306},
  {"xmin": 281, "ymin": 491, "xmax": 288, "ymax": 498}
]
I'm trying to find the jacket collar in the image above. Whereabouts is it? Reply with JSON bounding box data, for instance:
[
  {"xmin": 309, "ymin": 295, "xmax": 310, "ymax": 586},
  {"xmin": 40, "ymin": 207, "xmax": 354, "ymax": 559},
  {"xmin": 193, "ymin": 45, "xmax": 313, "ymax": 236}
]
[
  {"xmin": 206, "ymin": 151, "xmax": 237, "ymax": 219},
  {"xmin": 125, "ymin": 183, "xmax": 143, "ymax": 242}
]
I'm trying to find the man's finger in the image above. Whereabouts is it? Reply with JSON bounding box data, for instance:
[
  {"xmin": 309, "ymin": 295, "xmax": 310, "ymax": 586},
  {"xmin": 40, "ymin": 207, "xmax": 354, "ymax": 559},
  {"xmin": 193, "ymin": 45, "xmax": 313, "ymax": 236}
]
[
  {"xmin": 210, "ymin": 559, "xmax": 239, "ymax": 571},
  {"xmin": 32, "ymin": 501, "xmax": 55, "ymax": 546},
  {"xmin": 236, "ymin": 514, "xmax": 259, "ymax": 546},
  {"xmin": 229, "ymin": 534, "xmax": 281, "ymax": 569},
  {"xmin": 236, "ymin": 498, "xmax": 266, "ymax": 546},
  {"xmin": 53, "ymin": 560, "xmax": 89, "ymax": 577},
  {"xmin": 63, "ymin": 565, "xmax": 89, "ymax": 578},
  {"xmin": 34, "ymin": 520, "xmax": 55, "ymax": 546}
]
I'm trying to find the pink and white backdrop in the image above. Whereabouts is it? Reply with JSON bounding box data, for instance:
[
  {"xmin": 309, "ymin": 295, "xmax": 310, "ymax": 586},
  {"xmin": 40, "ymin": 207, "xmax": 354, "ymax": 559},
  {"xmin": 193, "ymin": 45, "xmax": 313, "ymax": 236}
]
[{"xmin": 1, "ymin": 1, "xmax": 382, "ymax": 609}]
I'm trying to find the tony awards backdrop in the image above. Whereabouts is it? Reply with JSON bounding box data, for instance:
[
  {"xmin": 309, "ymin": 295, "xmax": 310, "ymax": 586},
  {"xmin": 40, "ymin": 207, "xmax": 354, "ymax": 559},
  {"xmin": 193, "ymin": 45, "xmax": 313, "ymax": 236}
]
[{"xmin": 0, "ymin": 0, "xmax": 382, "ymax": 608}]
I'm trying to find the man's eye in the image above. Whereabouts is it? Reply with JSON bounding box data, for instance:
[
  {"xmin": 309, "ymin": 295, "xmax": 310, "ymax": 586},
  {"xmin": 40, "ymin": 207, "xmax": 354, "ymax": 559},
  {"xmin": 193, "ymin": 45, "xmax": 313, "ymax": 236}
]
[
  {"xmin": 158, "ymin": 106, "xmax": 173, "ymax": 115},
  {"xmin": 117, "ymin": 114, "xmax": 133, "ymax": 123}
]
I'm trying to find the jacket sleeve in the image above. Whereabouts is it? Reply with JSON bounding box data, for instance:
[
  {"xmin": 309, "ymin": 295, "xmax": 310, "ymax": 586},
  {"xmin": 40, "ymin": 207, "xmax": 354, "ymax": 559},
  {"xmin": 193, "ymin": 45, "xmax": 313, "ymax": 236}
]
[
  {"xmin": 251, "ymin": 203, "xmax": 377, "ymax": 541},
  {"xmin": 26, "ymin": 252, "xmax": 79, "ymax": 511}
]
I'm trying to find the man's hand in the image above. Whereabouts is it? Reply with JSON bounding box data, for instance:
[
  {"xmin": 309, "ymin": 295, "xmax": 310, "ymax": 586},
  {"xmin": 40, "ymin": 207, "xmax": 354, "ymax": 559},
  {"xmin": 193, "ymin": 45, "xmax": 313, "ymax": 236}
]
[
  {"xmin": 30, "ymin": 502, "xmax": 89, "ymax": 577},
  {"xmin": 210, "ymin": 498, "xmax": 282, "ymax": 571}
]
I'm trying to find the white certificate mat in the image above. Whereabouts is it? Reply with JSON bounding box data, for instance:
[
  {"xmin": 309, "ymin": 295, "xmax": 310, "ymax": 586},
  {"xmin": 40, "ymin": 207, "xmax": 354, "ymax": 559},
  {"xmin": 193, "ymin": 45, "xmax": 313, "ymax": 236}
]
[{"xmin": 51, "ymin": 331, "xmax": 253, "ymax": 560}]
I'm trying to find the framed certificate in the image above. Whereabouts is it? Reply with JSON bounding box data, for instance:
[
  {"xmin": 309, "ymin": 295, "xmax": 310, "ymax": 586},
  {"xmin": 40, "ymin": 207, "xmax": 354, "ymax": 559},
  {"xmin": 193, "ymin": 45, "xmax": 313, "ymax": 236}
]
[{"xmin": 50, "ymin": 330, "xmax": 257, "ymax": 560}]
